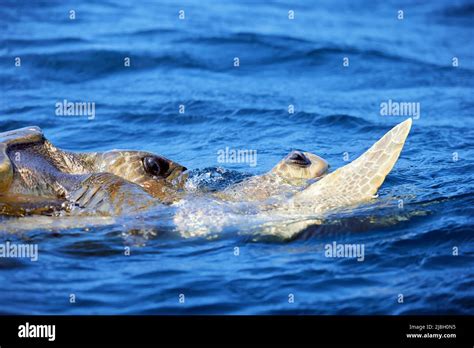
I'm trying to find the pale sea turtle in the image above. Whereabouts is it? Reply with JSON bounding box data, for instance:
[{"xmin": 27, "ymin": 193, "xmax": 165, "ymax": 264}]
[
  {"xmin": 173, "ymin": 119, "xmax": 413, "ymax": 238},
  {"xmin": 0, "ymin": 126, "xmax": 187, "ymax": 216}
]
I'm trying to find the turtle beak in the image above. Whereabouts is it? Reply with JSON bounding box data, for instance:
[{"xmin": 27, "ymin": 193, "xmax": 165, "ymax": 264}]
[
  {"xmin": 165, "ymin": 163, "xmax": 188, "ymax": 186},
  {"xmin": 142, "ymin": 162, "xmax": 188, "ymax": 201}
]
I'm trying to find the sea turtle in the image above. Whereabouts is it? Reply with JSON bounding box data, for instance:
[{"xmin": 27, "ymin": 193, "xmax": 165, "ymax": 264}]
[
  {"xmin": 215, "ymin": 150, "xmax": 329, "ymax": 202},
  {"xmin": 0, "ymin": 126, "xmax": 187, "ymax": 216},
  {"xmin": 173, "ymin": 118, "xmax": 413, "ymax": 238}
]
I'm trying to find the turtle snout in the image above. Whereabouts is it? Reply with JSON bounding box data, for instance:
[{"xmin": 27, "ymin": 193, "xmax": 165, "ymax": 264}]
[
  {"xmin": 171, "ymin": 164, "xmax": 187, "ymax": 176},
  {"xmin": 166, "ymin": 163, "xmax": 188, "ymax": 181}
]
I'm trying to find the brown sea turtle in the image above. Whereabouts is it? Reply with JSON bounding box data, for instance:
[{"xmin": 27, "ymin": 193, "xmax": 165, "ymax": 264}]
[{"xmin": 0, "ymin": 126, "xmax": 187, "ymax": 216}]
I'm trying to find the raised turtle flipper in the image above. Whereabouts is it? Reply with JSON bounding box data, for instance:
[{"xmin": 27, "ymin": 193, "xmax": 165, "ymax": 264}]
[
  {"xmin": 0, "ymin": 126, "xmax": 44, "ymax": 194},
  {"xmin": 293, "ymin": 118, "xmax": 412, "ymax": 212}
]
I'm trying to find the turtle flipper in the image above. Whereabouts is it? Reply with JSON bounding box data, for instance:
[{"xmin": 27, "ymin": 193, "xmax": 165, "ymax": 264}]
[
  {"xmin": 67, "ymin": 172, "xmax": 158, "ymax": 215},
  {"xmin": 0, "ymin": 193, "xmax": 68, "ymax": 217},
  {"xmin": 293, "ymin": 118, "xmax": 412, "ymax": 212},
  {"xmin": 0, "ymin": 126, "xmax": 44, "ymax": 194}
]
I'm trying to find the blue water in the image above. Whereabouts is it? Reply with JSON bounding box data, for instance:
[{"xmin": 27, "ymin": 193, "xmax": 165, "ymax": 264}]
[{"xmin": 1, "ymin": 0, "xmax": 473, "ymax": 314}]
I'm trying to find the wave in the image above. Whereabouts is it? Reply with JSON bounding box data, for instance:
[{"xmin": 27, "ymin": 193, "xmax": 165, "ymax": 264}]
[
  {"xmin": 313, "ymin": 114, "xmax": 372, "ymax": 128},
  {"xmin": 439, "ymin": 3, "xmax": 474, "ymax": 18},
  {"xmin": 8, "ymin": 50, "xmax": 209, "ymax": 83},
  {"xmin": 4, "ymin": 34, "xmax": 471, "ymax": 86},
  {"xmin": 3, "ymin": 42, "xmax": 471, "ymax": 86},
  {"xmin": 174, "ymin": 31, "xmax": 312, "ymax": 49},
  {"xmin": 0, "ymin": 37, "xmax": 87, "ymax": 47}
]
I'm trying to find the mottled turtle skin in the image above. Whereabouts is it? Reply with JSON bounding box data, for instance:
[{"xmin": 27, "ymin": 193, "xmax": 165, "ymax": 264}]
[
  {"xmin": 0, "ymin": 126, "xmax": 187, "ymax": 216},
  {"xmin": 216, "ymin": 150, "xmax": 329, "ymax": 202}
]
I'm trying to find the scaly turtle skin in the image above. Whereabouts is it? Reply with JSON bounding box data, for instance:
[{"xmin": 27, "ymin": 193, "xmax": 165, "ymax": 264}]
[
  {"xmin": 0, "ymin": 126, "xmax": 187, "ymax": 216},
  {"xmin": 215, "ymin": 150, "xmax": 329, "ymax": 202}
]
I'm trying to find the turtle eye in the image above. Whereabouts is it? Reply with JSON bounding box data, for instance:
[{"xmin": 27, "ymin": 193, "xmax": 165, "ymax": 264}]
[{"xmin": 143, "ymin": 156, "xmax": 169, "ymax": 177}]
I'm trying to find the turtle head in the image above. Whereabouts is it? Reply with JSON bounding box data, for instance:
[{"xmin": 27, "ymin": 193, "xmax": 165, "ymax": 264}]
[
  {"xmin": 95, "ymin": 150, "xmax": 187, "ymax": 200},
  {"xmin": 272, "ymin": 150, "xmax": 328, "ymax": 180}
]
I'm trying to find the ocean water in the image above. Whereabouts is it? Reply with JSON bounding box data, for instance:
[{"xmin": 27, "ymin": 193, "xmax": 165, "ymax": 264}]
[{"xmin": 0, "ymin": 0, "xmax": 473, "ymax": 314}]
